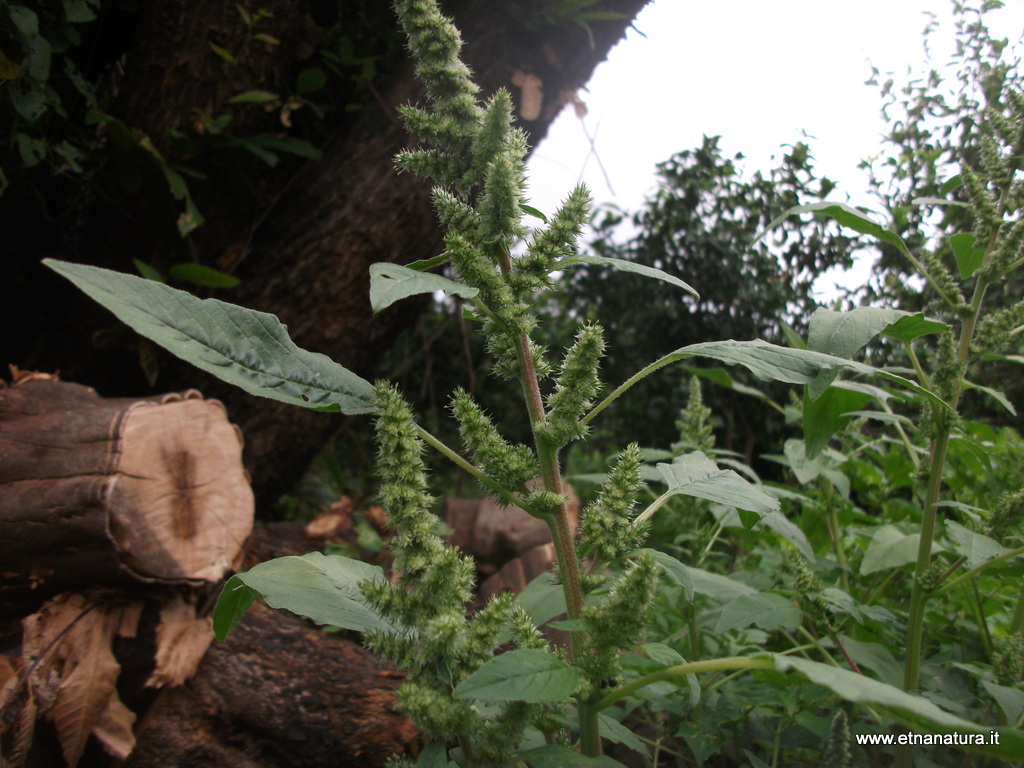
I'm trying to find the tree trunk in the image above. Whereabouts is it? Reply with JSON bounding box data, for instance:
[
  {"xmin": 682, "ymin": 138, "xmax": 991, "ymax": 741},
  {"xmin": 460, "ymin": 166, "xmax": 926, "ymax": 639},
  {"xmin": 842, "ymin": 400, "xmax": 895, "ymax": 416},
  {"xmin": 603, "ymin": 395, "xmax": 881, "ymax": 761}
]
[
  {"xmin": 1, "ymin": 0, "xmax": 650, "ymax": 510},
  {"xmin": 0, "ymin": 373, "xmax": 253, "ymax": 626}
]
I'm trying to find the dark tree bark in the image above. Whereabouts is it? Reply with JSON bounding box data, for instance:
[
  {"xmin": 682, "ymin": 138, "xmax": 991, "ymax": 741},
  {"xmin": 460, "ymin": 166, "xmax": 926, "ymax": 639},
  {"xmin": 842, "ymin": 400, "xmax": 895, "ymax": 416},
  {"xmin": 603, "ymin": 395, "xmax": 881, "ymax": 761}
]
[{"xmin": 1, "ymin": 0, "xmax": 650, "ymax": 509}]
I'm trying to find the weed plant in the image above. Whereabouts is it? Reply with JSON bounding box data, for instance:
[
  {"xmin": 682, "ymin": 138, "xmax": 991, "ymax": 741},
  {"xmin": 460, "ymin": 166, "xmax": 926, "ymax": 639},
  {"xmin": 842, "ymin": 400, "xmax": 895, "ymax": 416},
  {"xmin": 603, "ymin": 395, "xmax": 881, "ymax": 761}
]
[{"xmin": 46, "ymin": 0, "xmax": 1024, "ymax": 765}]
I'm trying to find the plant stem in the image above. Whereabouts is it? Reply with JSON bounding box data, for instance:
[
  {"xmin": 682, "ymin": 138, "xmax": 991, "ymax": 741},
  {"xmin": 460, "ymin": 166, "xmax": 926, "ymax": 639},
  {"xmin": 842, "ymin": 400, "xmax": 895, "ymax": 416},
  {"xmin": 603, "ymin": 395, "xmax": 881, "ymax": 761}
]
[
  {"xmin": 510, "ymin": 326, "xmax": 597, "ymax": 754},
  {"xmin": 593, "ymin": 656, "xmax": 776, "ymax": 712},
  {"xmin": 902, "ymin": 424, "xmax": 951, "ymax": 694}
]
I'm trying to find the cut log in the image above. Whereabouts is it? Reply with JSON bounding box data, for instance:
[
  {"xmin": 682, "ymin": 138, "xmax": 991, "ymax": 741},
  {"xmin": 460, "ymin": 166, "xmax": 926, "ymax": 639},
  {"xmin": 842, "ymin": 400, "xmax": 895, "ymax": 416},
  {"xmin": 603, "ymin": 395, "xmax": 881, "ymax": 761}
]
[
  {"xmin": 0, "ymin": 374, "xmax": 254, "ymax": 623},
  {"xmin": 123, "ymin": 601, "xmax": 417, "ymax": 768}
]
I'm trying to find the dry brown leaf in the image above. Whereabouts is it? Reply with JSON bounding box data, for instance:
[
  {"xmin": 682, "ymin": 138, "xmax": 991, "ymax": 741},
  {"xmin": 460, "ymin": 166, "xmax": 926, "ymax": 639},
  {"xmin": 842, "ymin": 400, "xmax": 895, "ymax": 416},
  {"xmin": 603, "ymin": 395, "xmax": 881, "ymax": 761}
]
[
  {"xmin": 146, "ymin": 596, "xmax": 214, "ymax": 688},
  {"xmin": 116, "ymin": 600, "xmax": 144, "ymax": 640},
  {"xmin": 91, "ymin": 691, "xmax": 136, "ymax": 759},
  {"xmin": 8, "ymin": 365, "xmax": 59, "ymax": 384},
  {"xmin": 51, "ymin": 603, "xmax": 123, "ymax": 767},
  {"xmin": 2, "ymin": 683, "xmax": 37, "ymax": 768}
]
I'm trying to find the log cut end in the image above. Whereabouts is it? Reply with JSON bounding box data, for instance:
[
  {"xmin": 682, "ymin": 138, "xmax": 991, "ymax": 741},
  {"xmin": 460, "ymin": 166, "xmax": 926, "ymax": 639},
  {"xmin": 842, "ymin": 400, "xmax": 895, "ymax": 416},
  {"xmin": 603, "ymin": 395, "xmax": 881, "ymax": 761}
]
[
  {"xmin": 110, "ymin": 393, "xmax": 253, "ymax": 582},
  {"xmin": 1, "ymin": 378, "xmax": 254, "ymax": 619}
]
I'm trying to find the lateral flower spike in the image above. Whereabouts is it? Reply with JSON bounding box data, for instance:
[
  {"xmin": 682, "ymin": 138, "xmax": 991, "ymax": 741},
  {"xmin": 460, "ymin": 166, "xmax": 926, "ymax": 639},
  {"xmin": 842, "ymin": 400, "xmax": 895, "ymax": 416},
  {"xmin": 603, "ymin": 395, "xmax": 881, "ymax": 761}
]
[
  {"xmin": 580, "ymin": 443, "xmax": 646, "ymax": 564},
  {"xmin": 542, "ymin": 323, "xmax": 605, "ymax": 446},
  {"xmin": 450, "ymin": 388, "xmax": 538, "ymax": 490}
]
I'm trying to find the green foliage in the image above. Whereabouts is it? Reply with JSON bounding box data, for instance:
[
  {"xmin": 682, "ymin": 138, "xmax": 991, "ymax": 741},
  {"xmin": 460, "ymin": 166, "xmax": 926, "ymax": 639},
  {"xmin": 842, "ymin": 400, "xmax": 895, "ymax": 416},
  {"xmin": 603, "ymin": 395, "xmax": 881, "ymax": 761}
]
[{"xmin": 45, "ymin": 0, "xmax": 1024, "ymax": 766}]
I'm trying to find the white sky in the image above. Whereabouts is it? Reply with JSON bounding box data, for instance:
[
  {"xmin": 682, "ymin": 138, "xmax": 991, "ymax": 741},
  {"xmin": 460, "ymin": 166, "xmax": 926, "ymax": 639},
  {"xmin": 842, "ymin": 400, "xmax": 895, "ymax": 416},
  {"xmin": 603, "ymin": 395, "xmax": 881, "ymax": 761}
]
[{"xmin": 525, "ymin": 0, "xmax": 1024, "ymax": 296}]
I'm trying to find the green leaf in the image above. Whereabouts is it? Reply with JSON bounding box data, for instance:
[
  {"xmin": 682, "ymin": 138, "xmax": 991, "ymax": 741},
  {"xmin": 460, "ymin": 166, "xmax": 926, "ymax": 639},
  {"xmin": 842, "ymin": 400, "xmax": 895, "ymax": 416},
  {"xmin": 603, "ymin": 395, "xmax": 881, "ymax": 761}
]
[
  {"xmin": 756, "ymin": 511, "xmax": 814, "ymax": 560},
  {"xmin": 133, "ymin": 259, "xmax": 165, "ymax": 282},
  {"xmin": 760, "ymin": 201, "xmax": 909, "ymax": 255},
  {"xmin": 629, "ymin": 339, "xmax": 946, "ymax": 408},
  {"xmin": 641, "ymin": 548, "xmax": 694, "ymax": 602},
  {"xmin": 556, "ymin": 254, "xmax": 699, "ymax": 299},
  {"xmin": 803, "ymin": 384, "xmax": 872, "ymax": 459},
  {"xmin": 297, "ymin": 67, "xmax": 327, "ymax": 94},
  {"xmin": 369, "ymin": 262, "xmax": 479, "ymax": 312},
  {"xmin": 212, "ymin": 552, "xmax": 393, "ymax": 640},
  {"xmin": 950, "ymin": 233, "xmax": 986, "ymax": 280},
  {"xmin": 227, "ymin": 89, "xmax": 279, "ymax": 104},
  {"xmin": 780, "ymin": 439, "xmax": 849, "ymax": 496},
  {"xmin": 452, "ymin": 649, "xmax": 578, "ymax": 702},
  {"xmin": 683, "ymin": 564, "xmax": 757, "ymax": 602},
  {"xmin": 961, "ymin": 378, "xmax": 1017, "ymax": 415},
  {"xmin": 883, "ymin": 312, "xmax": 949, "ymax": 344},
  {"xmin": 716, "ymin": 592, "xmax": 801, "ymax": 633},
  {"xmin": 773, "ymin": 655, "xmax": 1024, "ymax": 760},
  {"xmin": 982, "ymin": 680, "xmax": 1024, "ymax": 725},
  {"xmin": 245, "ymin": 133, "xmax": 322, "ymax": 161},
  {"xmin": 656, "ymin": 451, "xmax": 779, "ymax": 517},
  {"xmin": 404, "ymin": 254, "xmax": 450, "ymax": 271},
  {"xmin": 167, "ymin": 263, "xmax": 241, "ymax": 288},
  {"xmin": 518, "ymin": 745, "xmax": 627, "ymax": 767},
  {"xmin": 515, "ymin": 572, "xmax": 567, "ymax": 626},
  {"xmin": 522, "ymin": 203, "xmax": 548, "ymax": 222},
  {"xmin": 44, "ymin": 259, "xmax": 377, "ymax": 414},
  {"xmin": 63, "ymin": 0, "xmax": 98, "ymax": 23},
  {"xmin": 597, "ymin": 713, "xmax": 650, "ymax": 758},
  {"xmin": 945, "ymin": 520, "xmax": 1006, "ymax": 568},
  {"xmin": 808, "ymin": 306, "xmax": 909, "ymax": 359},
  {"xmin": 211, "ymin": 574, "xmax": 258, "ymax": 640},
  {"xmin": 414, "ymin": 741, "xmax": 450, "ymax": 768},
  {"xmin": 838, "ymin": 636, "xmax": 904, "ymax": 687},
  {"xmin": 860, "ymin": 525, "xmax": 922, "ymax": 574},
  {"xmin": 208, "ymin": 42, "xmax": 236, "ymax": 63}
]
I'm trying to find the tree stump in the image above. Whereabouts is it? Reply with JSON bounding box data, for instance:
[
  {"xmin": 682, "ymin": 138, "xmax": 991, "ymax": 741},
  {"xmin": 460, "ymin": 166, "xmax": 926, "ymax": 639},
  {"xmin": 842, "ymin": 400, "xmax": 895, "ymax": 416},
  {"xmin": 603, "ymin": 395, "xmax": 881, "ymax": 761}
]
[{"xmin": 0, "ymin": 372, "xmax": 254, "ymax": 625}]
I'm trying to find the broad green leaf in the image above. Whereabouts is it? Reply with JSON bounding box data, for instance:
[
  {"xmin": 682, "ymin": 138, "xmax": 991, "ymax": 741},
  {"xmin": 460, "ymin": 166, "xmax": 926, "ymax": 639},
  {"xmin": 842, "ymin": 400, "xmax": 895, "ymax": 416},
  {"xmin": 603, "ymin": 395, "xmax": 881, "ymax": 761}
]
[
  {"xmin": 838, "ymin": 635, "xmax": 904, "ymax": 687},
  {"xmin": 556, "ymin": 254, "xmax": 699, "ymax": 299},
  {"xmin": 518, "ymin": 745, "xmax": 627, "ymax": 767},
  {"xmin": 369, "ymin": 262, "xmax": 479, "ymax": 312},
  {"xmin": 803, "ymin": 384, "xmax": 871, "ymax": 459},
  {"xmin": 133, "ymin": 259, "xmax": 164, "ymax": 282},
  {"xmin": 414, "ymin": 741, "xmax": 450, "ymax": 768},
  {"xmin": 167, "ymin": 262, "xmax": 241, "ymax": 288},
  {"xmin": 716, "ymin": 592, "xmax": 801, "ymax": 632},
  {"xmin": 404, "ymin": 253, "xmax": 450, "ymax": 271},
  {"xmin": 245, "ymin": 134, "xmax": 322, "ymax": 162},
  {"xmin": 656, "ymin": 451, "xmax": 778, "ymax": 517},
  {"xmin": 212, "ymin": 575, "xmax": 257, "ymax": 640},
  {"xmin": 780, "ymin": 440, "xmax": 849, "ymax": 497},
  {"xmin": 684, "ymin": 564, "xmax": 757, "ymax": 602},
  {"xmin": 227, "ymin": 89, "xmax": 279, "ymax": 103},
  {"xmin": 840, "ymin": 410, "xmax": 914, "ymax": 425},
  {"xmin": 641, "ymin": 548, "xmax": 694, "ymax": 602},
  {"xmin": 883, "ymin": 312, "xmax": 949, "ymax": 344},
  {"xmin": 912, "ymin": 196, "xmax": 969, "ymax": 208},
  {"xmin": 453, "ymin": 649, "xmax": 577, "ymax": 702},
  {"xmin": 44, "ymin": 260, "xmax": 376, "ymax": 414},
  {"xmin": 962, "ymin": 378, "xmax": 1017, "ymax": 415},
  {"xmin": 756, "ymin": 511, "xmax": 814, "ymax": 560},
  {"xmin": 515, "ymin": 572, "xmax": 567, "ymax": 626},
  {"xmin": 945, "ymin": 520, "xmax": 1006, "ymax": 569},
  {"xmin": 597, "ymin": 713, "xmax": 651, "ymax": 758},
  {"xmin": 818, "ymin": 588, "xmax": 896, "ymax": 626},
  {"xmin": 760, "ymin": 201, "xmax": 909, "ymax": 255},
  {"xmin": 860, "ymin": 525, "xmax": 922, "ymax": 575},
  {"xmin": 950, "ymin": 233, "xmax": 985, "ymax": 280},
  {"xmin": 982, "ymin": 680, "xmax": 1024, "ymax": 725},
  {"xmin": 774, "ymin": 655, "xmax": 1024, "ymax": 760},
  {"xmin": 213, "ymin": 552, "xmax": 393, "ymax": 640},
  {"xmin": 616, "ymin": 339, "xmax": 945, "ymax": 410},
  {"xmin": 808, "ymin": 306, "xmax": 908, "ymax": 359},
  {"xmin": 679, "ymin": 365, "xmax": 773, "ymax": 403}
]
